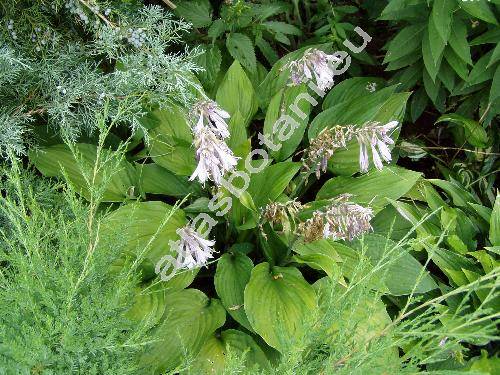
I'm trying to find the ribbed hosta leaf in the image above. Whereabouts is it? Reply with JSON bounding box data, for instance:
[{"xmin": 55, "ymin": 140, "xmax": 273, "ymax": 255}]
[
  {"xmin": 140, "ymin": 289, "xmax": 226, "ymax": 373},
  {"xmin": 316, "ymin": 166, "xmax": 421, "ymax": 213},
  {"xmin": 101, "ymin": 201, "xmax": 196, "ymax": 288},
  {"xmin": 244, "ymin": 263, "xmax": 317, "ymax": 352},
  {"xmin": 191, "ymin": 329, "xmax": 271, "ymax": 374},
  {"xmin": 30, "ymin": 143, "xmax": 138, "ymax": 202},
  {"xmin": 214, "ymin": 253, "xmax": 254, "ymax": 331},
  {"xmin": 147, "ymin": 106, "xmax": 196, "ymax": 176}
]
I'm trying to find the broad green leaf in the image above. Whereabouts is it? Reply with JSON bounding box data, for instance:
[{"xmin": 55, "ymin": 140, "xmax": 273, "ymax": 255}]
[
  {"xmin": 263, "ymin": 84, "xmax": 312, "ymax": 160},
  {"xmin": 140, "ymin": 289, "xmax": 225, "ymax": 373},
  {"xmin": 383, "ymin": 24, "xmax": 425, "ymax": 63},
  {"xmin": 317, "ymin": 166, "xmax": 421, "ymax": 213},
  {"xmin": 386, "ymin": 52, "xmax": 422, "ymax": 71},
  {"xmin": 423, "ymin": 68, "xmax": 442, "ymax": 102},
  {"xmin": 309, "ymin": 86, "xmax": 398, "ymax": 139},
  {"xmin": 191, "ymin": 330, "xmax": 271, "ymax": 374},
  {"xmin": 391, "ymin": 63, "xmax": 422, "ymax": 91},
  {"xmin": 490, "ymin": 194, "xmax": 500, "ymax": 246},
  {"xmin": 194, "ymin": 44, "xmax": 222, "ymax": 92},
  {"xmin": 380, "ymin": 0, "xmax": 428, "ymax": 21},
  {"xmin": 262, "ymin": 21, "xmax": 302, "ymax": 36},
  {"xmin": 216, "ymin": 60, "xmax": 258, "ymax": 127},
  {"xmin": 229, "ymin": 162, "xmax": 300, "ymax": 229},
  {"xmin": 215, "ymin": 253, "xmax": 254, "ymax": 331},
  {"xmin": 436, "ymin": 114, "xmax": 489, "ymax": 148},
  {"xmin": 432, "ymin": 247, "xmax": 481, "ymax": 287},
  {"xmin": 422, "ymin": 28, "xmax": 443, "ymax": 82},
  {"xmin": 411, "ymin": 86, "xmax": 429, "ymax": 121},
  {"xmin": 488, "ymin": 43, "xmax": 500, "ymax": 68},
  {"xmin": 147, "ymin": 107, "xmax": 196, "ymax": 176},
  {"xmin": 244, "ymin": 263, "xmax": 317, "ymax": 352},
  {"xmin": 30, "ymin": 143, "xmax": 138, "ymax": 202},
  {"xmin": 137, "ymin": 163, "xmax": 199, "ymax": 198},
  {"xmin": 449, "ymin": 17, "xmax": 473, "ymax": 65},
  {"xmin": 126, "ymin": 283, "xmax": 167, "ymax": 329},
  {"xmin": 444, "ymin": 47, "xmax": 469, "ymax": 80},
  {"xmin": 431, "ymin": 0, "xmax": 455, "ymax": 41},
  {"xmin": 351, "ymin": 234, "xmax": 438, "ymax": 295},
  {"xmin": 101, "ymin": 201, "xmax": 195, "ymax": 288},
  {"xmin": 248, "ymin": 162, "xmax": 301, "ymax": 208},
  {"xmin": 372, "ymin": 205, "xmax": 415, "ymax": 241},
  {"xmin": 438, "ymin": 60, "xmax": 457, "ymax": 92},
  {"xmin": 428, "ymin": 16, "xmax": 447, "ymax": 64},
  {"xmin": 258, "ymin": 223, "xmax": 290, "ymax": 265},
  {"xmin": 292, "ymin": 240, "xmax": 343, "ymax": 278},
  {"xmin": 322, "ymin": 77, "xmax": 386, "ymax": 110},
  {"xmin": 226, "ymin": 111, "xmax": 250, "ymax": 154},
  {"xmin": 470, "ymin": 28, "xmax": 500, "ymax": 45},
  {"xmin": 459, "ymin": 0, "xmax": 498, "ymax": 25},
  {"xmin": 174, "ymin": 0, "xmax": 213, "ymax": 28},
  {"xmin": 490, "ymin": 64, "xmax": 500, "ymax": 103},
  {"xmin": 390, "ymin": 199, "xmax": 442, "ymax": 237},
  {"xmin": 208, "ymin": 19, "xmax": 226, "ymax": 40},
  {"xmin": 226, "ymin": 32, "xmax": 257, "ymax": 73},
  {"xmin": 429, "ymin": 178, "xmax": 479, "ymax": 206},
  {"xmin": 467, "ymin": 50, "xmax": 496, "ymax": 85}
]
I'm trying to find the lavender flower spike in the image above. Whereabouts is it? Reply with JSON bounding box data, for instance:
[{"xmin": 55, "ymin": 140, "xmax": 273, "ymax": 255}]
[
  {"xmin": 171, "ymin": 226, "xmax": 216, "ymax": 270},
  {"xmin": 193, "ymin": 99, "xmax": 231, "ymax": 139},
  {"xmin": 285, "ymin": 48, "xmax": 341, "ymax": 91},
  {"xmin": 355, "ymin": 120, "xmax": 399, "ymax": 173},
  {"xmin": 189, "ymin": 99, "xmax": 238, "ymax": 185},
  {"xmin": 189, "ymin": 126, "xmax": 239, "ymax": 185}
]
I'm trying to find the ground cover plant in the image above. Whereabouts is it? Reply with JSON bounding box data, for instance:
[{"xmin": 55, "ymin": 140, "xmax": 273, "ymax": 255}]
[{"xmin": 0, "ymin": 0, "xmax": 499, "ymax": 374}]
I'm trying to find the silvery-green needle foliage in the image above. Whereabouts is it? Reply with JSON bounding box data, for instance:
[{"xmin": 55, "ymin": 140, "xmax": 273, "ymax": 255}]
[{"xmin": 0, "ymin": 1, "xmax": 200, "ymax": 156}]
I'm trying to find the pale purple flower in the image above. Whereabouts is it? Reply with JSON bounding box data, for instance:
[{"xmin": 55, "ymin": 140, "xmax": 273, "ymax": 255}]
[
  {"xmin": 322, "ymin": 195, "xmax": 374, "ymax": 241},
  {"xmin": 355, "ymin": 120, "xmax": 399, "ymax": 173},
  {"xmin": 155, "ymin": 225, "xmax": 216, "ymax": 280},
  {"xmin": 192, "ymin": 99, "xmax": 231, "ymax": 139},
  {"xmin": 298, "ymin": 194, "xmax": 373, "ymax": 242},
  {"xmin": 285, "ymin": 48, "xmax": 341, "ymax": 91},
  {"xmin": 171, "ymin": 226, "xmax": 216, "ymax": 270},
  {"xmin": 190, "ymin": 126, "xmax": 239, "ymax": 185},
  {"xmin": 302, "ymin": 125, "xmax": 355, "ymax": 178}
]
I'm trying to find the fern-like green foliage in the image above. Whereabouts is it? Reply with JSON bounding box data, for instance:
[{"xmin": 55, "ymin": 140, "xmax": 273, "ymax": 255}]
[
  {"xmin": 0, "ymin": 157, "xmax": 149, "ymax": 373},
  {"xmin": 0, "ymin": 1, "xmax": 201, "ymax": 156}
]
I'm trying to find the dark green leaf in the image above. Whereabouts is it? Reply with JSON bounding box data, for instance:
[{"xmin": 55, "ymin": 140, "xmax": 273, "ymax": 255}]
[
  {"xmin": 411, "ymin": 86, "xmax": 429, "ymax": 122},
  {"xmin": 436, "ymin": 113, "xmax": 489, "ymax": 147},
  {"xmin": 459, "ymin": 0, "xmax": 498, "ymax": 25},
  {"xmin": 226, "ymin": 33, "xmax": 257, "ymax": 73},
  {"xmin": 383, "ymin": 24, "xmax": 425, "ymax": 63},
  {"xmin": 422, "ymin": 28, "xmax": 443, "ymax": 82},
  {"xmin": 175, "ymin": 0, "xmax": 213, "ymax": 28},
  {"xmin": 137, "ymin": 163, "xmax": 198, "ymax": 198},
  {"xmin": 431, "ymin": 0, "xmax": 455, "ymax": 41},
  {"xmin": 449, "ymin": 17, "xmax": 473, "ymax": 65}
]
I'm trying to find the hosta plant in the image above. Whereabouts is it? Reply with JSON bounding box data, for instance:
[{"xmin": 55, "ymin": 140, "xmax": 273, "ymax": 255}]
[{"xmin": 25, "ymin": 42, "xmax": 500, "ymax": 374}]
